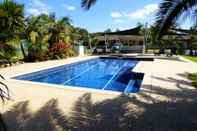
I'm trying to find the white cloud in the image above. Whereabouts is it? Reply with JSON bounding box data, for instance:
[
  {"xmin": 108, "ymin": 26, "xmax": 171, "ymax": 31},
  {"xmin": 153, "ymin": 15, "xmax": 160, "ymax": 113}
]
[
  {"xmin": 62, "ymin": 4, "xmax": 76, "ymax": 11},
  {"xmin": 110, "ymin": 3, "xmax": 158, "ymax": 25},
  {"xmin": 111, "ymin": 11, "xmax": 123, "ymax": 18},
  {"xmin": 27, "ymin": 8, "xmax": 40, "ymax": 16},
  {"xmin": 114, "ymin": 19, "xmax": 124, "ymax": 23},
  {"xmin": 126, "ymin": 4, "xmax": 158, "ymax": 19},
  {"xmin": 67, "ymin": 5, "xmax": 76, "ymax": 11},
  {"xmin": 27, "ymin": 0, "xmax": 51, "ymax": 16}
]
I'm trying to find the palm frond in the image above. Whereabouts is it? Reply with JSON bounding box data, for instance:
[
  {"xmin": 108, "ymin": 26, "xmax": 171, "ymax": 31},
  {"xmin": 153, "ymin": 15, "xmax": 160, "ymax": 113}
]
[
  {"xmin": 59, "ymin": 17, "xmax": 72, "ymax": 25},
  {"xmin": 42, "ymin": 33, "xmax": 52, "ymax": 44},
  {"xmin": 29, "ymin": 31, "xmax": 38, "ymax": 44},
  {"xmin": 81, "ymin": 0, "xmax": 97, "ymax": 10},
  {"xmin": 0, "ymin": 75, "xmax": 10, "ymax": 104},
  {"xmin": 156, "ymin": 0, "xmax": 197, "ymax": 38}
]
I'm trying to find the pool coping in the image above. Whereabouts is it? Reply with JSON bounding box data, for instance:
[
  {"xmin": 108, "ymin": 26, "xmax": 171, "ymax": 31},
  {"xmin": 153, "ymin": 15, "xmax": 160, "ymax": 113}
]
[{"xmin": 6, "ymin": 56, "xmax": 152, "ymax": 96}]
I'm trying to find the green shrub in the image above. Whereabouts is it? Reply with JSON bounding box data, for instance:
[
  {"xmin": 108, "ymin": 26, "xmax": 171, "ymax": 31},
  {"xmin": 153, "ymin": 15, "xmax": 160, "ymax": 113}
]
[
  {"xmin": 27, "ymin": 42, "xmax": 49, "ymax": 61},
  {"xmin": 184, "ymin": 56, "xmax": 197, "ymax": 63},
  {"xmin": 66, "ymin": 47, "xmax": 76, "ymax": 57},
  {"xmin": 188, "ymin": 73, "xmax": 197, "ymax": 88},
  {"xmin": 49, "ymin": 41, "xmax": 75, "ymax": 59},
  {"xmin": 0, "ymin": 44, "xmax": 17, "ymax": 62}
]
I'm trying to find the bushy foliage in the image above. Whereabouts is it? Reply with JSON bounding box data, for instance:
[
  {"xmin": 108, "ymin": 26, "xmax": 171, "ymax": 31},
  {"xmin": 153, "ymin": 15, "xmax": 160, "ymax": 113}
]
[
  {"xmin": 27, "ymin": 42, "xmax": 49, "ymax": 61},
  {"xmin": 49, "ymin": 41, "xmax": 68, "ymax": 59},
  {"xmin": 188, "ymin": 73, "xmax": 197, "ymax": 88},
  {"xmin": 49, "ymin": 41, "xmax": 75, "ymax": 59},
  {"xmin": 0, "ymin": 0, "xmax": 90, "ymax": 63},
  {"xmin": 0, "ymin": 0, "xmax": 24, "ymax": 36},
  {"xmin": 0, "ymin": 43, "xmax": 17, "ymax": 64}
]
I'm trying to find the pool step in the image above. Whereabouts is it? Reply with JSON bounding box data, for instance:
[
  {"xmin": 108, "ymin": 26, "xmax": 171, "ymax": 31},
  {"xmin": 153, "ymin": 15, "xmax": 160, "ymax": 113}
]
[
  {"xmin": 124, "ymin": 80, "xmax": 135, "ymax": 93},
  {"xmin": 103, "ymin": 67, "xmax": 134, "ymax": 91},
  {"xmin": 104, "ymin": 71, "xmax": 144, "ymax": 93}
]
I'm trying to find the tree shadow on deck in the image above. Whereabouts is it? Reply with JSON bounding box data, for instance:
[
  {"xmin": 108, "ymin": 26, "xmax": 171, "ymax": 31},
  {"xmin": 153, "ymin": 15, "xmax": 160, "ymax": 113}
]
[
  {"xmin": 1, "ymin": 90, "xmax": 197, "ymax": 131},
  {"xmin": 69, "ymin": 71, "xmax": 197, "ymax": 131},
  {"xmin": 152, "ymin": 72, "xmax": 196, "ymax": 91},
  {"xmin": 3, "ymin": 99, "xmax": 70, "ymax": 131},
  {"xmin": 146, "ymin": 72, "xmax": 197, "ymax": 102},
  {"xmin": 70, "ymin": 93, "xmax": 197, "ymax": 131}
]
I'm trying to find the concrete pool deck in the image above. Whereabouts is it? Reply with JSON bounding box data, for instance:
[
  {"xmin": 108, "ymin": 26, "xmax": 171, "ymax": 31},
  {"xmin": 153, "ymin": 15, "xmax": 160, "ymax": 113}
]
[{"xmin": 0, "ymin": 55, "xmax": 197, "ymax": 130}]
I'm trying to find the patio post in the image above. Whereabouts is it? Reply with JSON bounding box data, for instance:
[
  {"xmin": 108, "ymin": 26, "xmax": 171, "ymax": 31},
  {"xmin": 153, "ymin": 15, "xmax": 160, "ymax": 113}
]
[
  {"xmin": 104, "ymin": 33, "xmax": 107, "ymax": 52},
  {"xmin": 143, "ymin": 22, "xmax": 148, "ymax": 54}
]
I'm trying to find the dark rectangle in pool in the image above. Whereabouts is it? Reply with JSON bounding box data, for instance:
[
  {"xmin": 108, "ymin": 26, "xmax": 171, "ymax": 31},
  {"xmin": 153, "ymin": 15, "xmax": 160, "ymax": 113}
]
[{"xmin": 13, "ymin": 57, "xmax": 144, "ymax": 93}]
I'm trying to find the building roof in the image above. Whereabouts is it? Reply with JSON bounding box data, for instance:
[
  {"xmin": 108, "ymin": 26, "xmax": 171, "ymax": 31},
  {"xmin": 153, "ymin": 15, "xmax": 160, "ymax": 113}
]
[
  {"xmin": 96, "ymin": 26, "xmax": 142, "ymax": 36},
  {"xmin": 96, "ymin": 35, "xmax": 144, "ymax": 41},
  {"xmin": 171, "ymin": 28, "xmax": 197, "ymax": 35}
]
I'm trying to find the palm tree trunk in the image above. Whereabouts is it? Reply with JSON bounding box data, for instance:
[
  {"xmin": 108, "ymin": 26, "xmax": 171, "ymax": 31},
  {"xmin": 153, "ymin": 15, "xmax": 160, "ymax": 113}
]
[
  {"xmin": 89, "ymin": 39, "xmax": 92, "ymax": 50},
  {"xmin": 20, "ymin": 42, "xmax": 27, "ymax": 60}
]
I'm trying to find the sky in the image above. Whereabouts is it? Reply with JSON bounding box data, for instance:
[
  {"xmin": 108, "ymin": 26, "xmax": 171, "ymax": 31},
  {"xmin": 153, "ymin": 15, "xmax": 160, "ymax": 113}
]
[{"xmin": 10, "ymin": 0, "xmax": 193, "ymax": 32}]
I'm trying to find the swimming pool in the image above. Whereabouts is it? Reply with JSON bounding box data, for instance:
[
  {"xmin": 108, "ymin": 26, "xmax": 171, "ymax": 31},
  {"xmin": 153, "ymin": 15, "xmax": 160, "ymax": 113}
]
[{"xmin": 13, "ymin": 57, "xmax": 144, "ymax": 93}]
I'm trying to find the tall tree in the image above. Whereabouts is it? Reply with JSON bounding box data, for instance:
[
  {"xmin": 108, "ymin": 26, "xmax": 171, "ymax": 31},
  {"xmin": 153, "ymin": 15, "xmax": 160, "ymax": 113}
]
[
  {"xmin": 0, "ymin": 0, "xmax": 25, "ymax": 62},
  {"xmin": 49, "ymin": 16, "xmax": 73, "ymax": 45},
  {"xmin": 0, "ymin": 0, "xmax": 24, "ymax": 38},
  {"xmin": 25, "ymin": 14, "xmax": 54, "ymax": 61},
  {"xmin": 0, "ymin": 0, "xmax": 21, "ymax": 105},
  {"xmin": 155, "ymin": 0, "xmax": 197, "ymax": 38}
]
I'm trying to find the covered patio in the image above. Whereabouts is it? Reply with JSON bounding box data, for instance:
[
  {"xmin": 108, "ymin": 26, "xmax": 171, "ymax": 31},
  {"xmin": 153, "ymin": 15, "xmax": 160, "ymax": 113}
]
[{"xmin": 95, "ymin": 26, "xmax": 145, "ymax": 53}]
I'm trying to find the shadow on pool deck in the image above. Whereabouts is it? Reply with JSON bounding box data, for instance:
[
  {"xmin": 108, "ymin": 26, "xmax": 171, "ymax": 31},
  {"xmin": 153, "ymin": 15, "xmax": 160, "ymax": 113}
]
[
  {"xmin": 1, "ymin": 71, "xmax": 197, "ymax": 131},
  {"xmin": 147, "ymin": 72, "xmax": 197, "ymax": 101},
  {"xmin": 2, "ymin": 89, "xmax": 197, "ymax": 131},
  {"xmin": 2, "ymin": 99, "xmax": 70, "ymax": 131}
]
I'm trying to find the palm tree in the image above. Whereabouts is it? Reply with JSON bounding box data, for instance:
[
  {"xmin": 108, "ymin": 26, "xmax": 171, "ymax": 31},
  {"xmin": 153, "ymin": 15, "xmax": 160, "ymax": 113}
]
[
  {"xmin": 49, "ymin": 16, "xmax": 73, "ymax": 45},
  {"xmin": 0, "ymin": 75, "xmax": 9, "ymax": 131},
  {"xmin": 81, "ymin": 0, "xmax": 97, "ymax": 10},
  {"xmin": 0, "ymin": 1, "xmax": 23, "ymax": 129},
  {"xmin": 0, "ymin": 0, "xmax": 24, "ymax": 37},
  {"xmin": 0, "ymin": 0, "xmax": 25, "ymax": 63},
  {"xmin": 25, "ymin": 14, "xmax": 54, "ymax": 61},
  {"xmin": 155, "ymin": 0, "xmax": 197, "ymax": 38},
  {"xmin": 0, "ymin": 0, "xmax": 21, "ymax": 101}
]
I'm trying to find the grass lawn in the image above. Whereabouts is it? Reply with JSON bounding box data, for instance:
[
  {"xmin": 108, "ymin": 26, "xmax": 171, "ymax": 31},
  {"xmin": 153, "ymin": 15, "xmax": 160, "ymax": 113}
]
[
  {"xmin": 188, "ymin": 73, "xmax": 197, "ymax": 88},
  {"xmin": 184, "ymin": 56, "xmax": 197, "ymax": 87},
  {"xmin": 183, "ymin": 55, "xmax": 197, "ymax": 63}
]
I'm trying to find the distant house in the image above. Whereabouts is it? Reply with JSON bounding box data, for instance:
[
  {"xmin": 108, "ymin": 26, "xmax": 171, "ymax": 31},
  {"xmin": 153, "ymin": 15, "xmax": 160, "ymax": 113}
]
[
  {"xmin": 162, "ymin": 29, "xmax": 197, "ymax": 54},
  {"xmin": 94, "ymin": 26, "xmax": 145, "ymax": 53},
  {"xmin": 94, "ymin": 26, "xmax": 197, "ymax": 54}
]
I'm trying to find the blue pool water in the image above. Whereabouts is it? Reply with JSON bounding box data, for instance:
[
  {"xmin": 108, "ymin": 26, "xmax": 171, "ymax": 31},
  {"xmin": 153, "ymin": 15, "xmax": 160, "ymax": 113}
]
[{"xmin": 13, "ymin": 58, "xmax": 144, "ymax": 93}]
